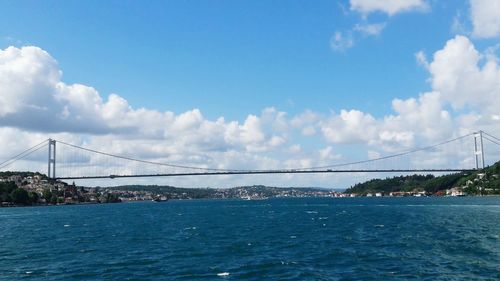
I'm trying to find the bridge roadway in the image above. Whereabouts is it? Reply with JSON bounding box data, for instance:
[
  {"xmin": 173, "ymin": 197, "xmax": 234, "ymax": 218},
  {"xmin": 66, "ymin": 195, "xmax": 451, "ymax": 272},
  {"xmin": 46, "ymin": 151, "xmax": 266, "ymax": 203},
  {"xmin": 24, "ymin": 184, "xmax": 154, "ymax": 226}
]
[{"xmin": 55, "ymin": 168, "xmax": 476, "ymax": 180}]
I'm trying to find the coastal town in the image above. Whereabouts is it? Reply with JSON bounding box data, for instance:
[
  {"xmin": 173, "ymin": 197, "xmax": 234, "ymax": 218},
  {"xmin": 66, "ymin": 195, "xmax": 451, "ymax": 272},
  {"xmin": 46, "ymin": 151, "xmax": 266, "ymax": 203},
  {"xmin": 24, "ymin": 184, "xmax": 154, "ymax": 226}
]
[
  {"xmin": 0, "ymin": 172, "xmax": 121, "ymax": 207},
  {"xmin": 0, "ymin": 172, "xmax": 343, "ymax": 207}
]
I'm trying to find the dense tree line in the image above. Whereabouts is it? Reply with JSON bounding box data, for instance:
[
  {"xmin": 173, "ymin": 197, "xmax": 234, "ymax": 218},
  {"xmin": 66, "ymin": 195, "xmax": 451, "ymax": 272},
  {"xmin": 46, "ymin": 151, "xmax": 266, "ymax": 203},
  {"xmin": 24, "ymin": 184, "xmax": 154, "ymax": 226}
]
[
  {"xmin": 0, "ymin": 171, "xmax": 47, "ymax": 180},
  {"xmin": 345, "ymin": 174, "xmax": 435, "ymax": 194},
  {"xmin": 345, "ymin": 161, "xmax": 500, "ymax": 195},
  {"xmin": 0, "ymin": 181, "xmax": 40, "ymax": 205}
]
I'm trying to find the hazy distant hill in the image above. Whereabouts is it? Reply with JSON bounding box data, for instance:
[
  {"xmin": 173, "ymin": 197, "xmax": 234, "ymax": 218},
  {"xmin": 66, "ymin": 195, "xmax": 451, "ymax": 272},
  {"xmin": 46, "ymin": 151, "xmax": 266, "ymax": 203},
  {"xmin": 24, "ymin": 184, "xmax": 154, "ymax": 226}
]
[{"xmin": 105, "ymin": 185, "xmax": 335, "ymax": 199}]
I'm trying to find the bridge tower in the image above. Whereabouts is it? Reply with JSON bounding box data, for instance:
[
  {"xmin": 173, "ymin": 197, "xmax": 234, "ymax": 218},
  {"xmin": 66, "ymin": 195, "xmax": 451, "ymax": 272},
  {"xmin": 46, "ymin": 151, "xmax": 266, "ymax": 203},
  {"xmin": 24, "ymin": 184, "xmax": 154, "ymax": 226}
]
[
  {"xmin": 48, "ymin": 139, "xmax": 56, "ymax": 179},
  {"xmin": 473, "ymin": 131, "xmax": 485, "ymax": 169}
]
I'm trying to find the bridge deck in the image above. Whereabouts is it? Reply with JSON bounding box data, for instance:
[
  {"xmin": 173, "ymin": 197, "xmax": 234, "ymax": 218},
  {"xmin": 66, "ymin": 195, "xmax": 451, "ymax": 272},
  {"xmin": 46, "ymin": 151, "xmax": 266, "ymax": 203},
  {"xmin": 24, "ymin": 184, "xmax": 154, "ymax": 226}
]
[{"xmin": 55, "ymin": 168, "xmax": 476, "ymax": 180}]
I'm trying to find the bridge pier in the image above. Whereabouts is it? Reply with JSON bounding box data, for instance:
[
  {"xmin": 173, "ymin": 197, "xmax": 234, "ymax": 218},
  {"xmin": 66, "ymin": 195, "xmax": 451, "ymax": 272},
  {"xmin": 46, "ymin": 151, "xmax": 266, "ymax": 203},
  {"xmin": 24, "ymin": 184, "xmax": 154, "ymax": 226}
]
[
  {"xmin": 474, "ymin": 131, "xmax": 485, "ymax": 169},
  {"xmin": 48, "ymin": 139, "xmax": 56, "ymax": 179}
]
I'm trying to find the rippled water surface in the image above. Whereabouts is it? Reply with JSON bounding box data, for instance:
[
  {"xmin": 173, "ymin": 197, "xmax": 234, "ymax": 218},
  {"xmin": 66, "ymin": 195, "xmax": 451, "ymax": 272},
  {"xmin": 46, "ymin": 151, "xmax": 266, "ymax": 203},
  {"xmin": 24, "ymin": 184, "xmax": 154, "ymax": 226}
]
[{"xmin": 1, "ymin": 197, "xmax": 499, "ymax": 280}]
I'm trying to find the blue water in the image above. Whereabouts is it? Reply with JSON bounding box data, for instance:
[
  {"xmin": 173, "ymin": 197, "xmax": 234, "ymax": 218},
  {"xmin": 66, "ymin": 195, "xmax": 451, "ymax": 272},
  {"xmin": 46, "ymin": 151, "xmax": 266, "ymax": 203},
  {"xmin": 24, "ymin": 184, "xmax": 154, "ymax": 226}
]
[{"xmin": 1, "ymin": 197, "xmax": 499, "ymax": 280}]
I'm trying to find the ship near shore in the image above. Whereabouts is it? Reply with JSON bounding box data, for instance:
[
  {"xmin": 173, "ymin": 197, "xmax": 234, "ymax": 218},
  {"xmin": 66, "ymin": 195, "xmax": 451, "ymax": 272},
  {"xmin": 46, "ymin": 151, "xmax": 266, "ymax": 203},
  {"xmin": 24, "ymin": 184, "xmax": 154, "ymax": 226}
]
[{"xmin": 152, "ymin": 195, "xmax": 169, "ymax": 202}]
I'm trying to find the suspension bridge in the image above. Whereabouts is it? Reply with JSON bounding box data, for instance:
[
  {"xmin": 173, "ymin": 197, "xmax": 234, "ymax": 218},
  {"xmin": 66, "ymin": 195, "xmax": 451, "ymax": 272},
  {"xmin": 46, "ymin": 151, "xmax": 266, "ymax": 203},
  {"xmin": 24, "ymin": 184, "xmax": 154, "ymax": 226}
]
[{"xmin": 0, "ymin": 131, "xmax": 499, "ymax": 181}]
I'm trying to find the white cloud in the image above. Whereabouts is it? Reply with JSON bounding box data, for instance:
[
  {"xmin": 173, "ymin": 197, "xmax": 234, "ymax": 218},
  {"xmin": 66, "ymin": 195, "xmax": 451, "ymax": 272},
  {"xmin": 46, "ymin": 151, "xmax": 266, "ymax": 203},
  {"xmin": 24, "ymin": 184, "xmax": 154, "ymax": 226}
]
[
  {"xmin": 318, "ymin": 146, "xmax": 341, "ymax": 161},
  {"xmin": 289, "ymin": 144, "xmax": 302, "ymax": 154},
  {"xmin": 386, "ymin": 91, "xmax": 453, "ymax": 142},
  {"xmin": 330, "ymin": 22, "xmax": 385, "ymax": 53},
  {"xmin": 321, "ymin": 35, "xmax": 499, "ymax": 153},
  {"xmin": 1, "ymin": 38, "xmax": 499, "ymax": 187},
  {"xmin": 428, "ymin": 35, "xmax": 500, "ymax": 114},
  {"xmin": 350, "ymin": 0, "xmax": 428, "ymax": 16},
  {"xmin": 321, "ymin": 110, "xmax": 377, "ymax": 144},
  {"xmin": 290, "ymin": 110, "xmax": 319, "ymax": 136},
  {"xmin": 415, "ymin": 51, "xmax": 429, "ymax": 69},
  {"xmin": 330, "ymin": 31, "xmax": 354, "ymax": 51},
  {"xmin": 354, "ymin": 22, "xmax": 386, "ymax": 36},
  {"xmin": 0, "ymin": 47, "xmax": 59, "ymax": 119},
  {"xmin": 0, "ymin": 46, "xmax": 293, "ymax": 172},
  {"xmin": 333, "ymin": 1, "xmax": 427, "ymax": 52},
  {"xmin": 470, "ymin": 0, "xmax": 500, "ymax": 38},
  {"xmin": 367, "ymin": 150, "xmax": 381, "ymax": 160},
  {"xmin": 317, "ymin": 92, "xmax": 453, "ymax": 152},
  {"xmin": 451, "ymin": 11, "xmax": 468, "ymax": 35}
]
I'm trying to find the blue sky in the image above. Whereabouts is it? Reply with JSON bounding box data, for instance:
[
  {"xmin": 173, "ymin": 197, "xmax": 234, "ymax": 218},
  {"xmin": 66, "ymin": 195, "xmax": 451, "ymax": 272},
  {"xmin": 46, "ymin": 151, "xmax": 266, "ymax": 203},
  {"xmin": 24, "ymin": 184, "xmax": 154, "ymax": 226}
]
[
  {"xmin": 1, "ymin": 0, "xmax": 470, "ymax": 119},
  {"xmin": 0, "ymin": 0, "xmax": 499, "ymax": 187}
]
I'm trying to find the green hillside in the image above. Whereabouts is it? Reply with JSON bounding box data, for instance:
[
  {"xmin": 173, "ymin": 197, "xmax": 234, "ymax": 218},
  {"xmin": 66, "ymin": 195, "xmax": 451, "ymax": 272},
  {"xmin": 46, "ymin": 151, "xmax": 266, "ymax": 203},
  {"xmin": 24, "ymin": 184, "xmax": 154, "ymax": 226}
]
[{"xmin": 344, "ymin": 161, "xmax": 500, "ymax": 195}]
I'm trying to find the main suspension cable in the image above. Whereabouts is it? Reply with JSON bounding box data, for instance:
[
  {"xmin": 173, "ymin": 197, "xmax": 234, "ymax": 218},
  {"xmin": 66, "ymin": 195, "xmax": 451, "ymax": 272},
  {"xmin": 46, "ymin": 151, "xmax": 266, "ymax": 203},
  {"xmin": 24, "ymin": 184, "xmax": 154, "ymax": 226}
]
[
  {"xmin": 483, "ymin": 135, "xmax": 500, "ymax": 146},
  {"xmin": 55, "ymin": 132, "xmax": 475, "ymax": 173},
  {"xmin": 56, "ymin": 140, "xmax": 245, "ymax": 172},
  {"xmin": 0, "ymin": 139, "xmax": 49, "ymax": 170},
  {"xmin": 483, "ymin": 131, "xmax": 500, "ymax": 143},
  {"xmin": 293, "ymin": 132, "xmax": 475, "ymax": 171}
]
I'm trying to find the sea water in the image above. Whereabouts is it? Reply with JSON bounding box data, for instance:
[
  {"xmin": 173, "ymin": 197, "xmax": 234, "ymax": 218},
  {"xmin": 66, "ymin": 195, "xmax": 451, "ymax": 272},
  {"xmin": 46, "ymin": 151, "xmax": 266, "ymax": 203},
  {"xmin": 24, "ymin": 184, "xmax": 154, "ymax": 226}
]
[{"xmin": 0, "ymin": 197, "xmax": 499, "ymax": 280}]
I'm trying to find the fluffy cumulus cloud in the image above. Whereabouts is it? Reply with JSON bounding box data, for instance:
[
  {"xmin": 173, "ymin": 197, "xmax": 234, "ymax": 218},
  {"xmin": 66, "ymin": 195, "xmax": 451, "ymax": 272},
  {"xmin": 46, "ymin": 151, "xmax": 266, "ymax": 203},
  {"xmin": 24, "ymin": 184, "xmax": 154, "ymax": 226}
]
[
  {"xmin": 350, "ymin": 0, "xmax": 428, "ymax": 16},
  {"xmin": 1, "ymin": 37, "xmax": 500, "ymax": 187},
  {"xmin": 0, "ymin": 46, "xmax": 291, "ymax": 153},
  {"xmin": 470, "ymin": 0, "xmax": 500, "ymax": 38},
  {"xmin": 321, "ymin": 110, "xmax": 377, "ymax": 144},
  {"xmin": 290, "ymin": 110, "xmax": 319, "ymax": 136},
  {"xmin": 390, "ymin": 92, "xmax": 452, "ymax": 137},
  {"xmin": 0, "ymin": 46, "xmax": 300, "ymax": 184},
  {"xmin": 428, "ymin": 36, "xmax": 500, "ymax": 113},
  {"xmin": 316, "ymin": 92, "xmax": 453, "ymax": 152},
  {"xmin": 0, "ymin": 47, "xmax": 124, "ymax": 134},
  {"xmin": 321, "ymin": 35, "xmax": 499, "ymax": 153}
]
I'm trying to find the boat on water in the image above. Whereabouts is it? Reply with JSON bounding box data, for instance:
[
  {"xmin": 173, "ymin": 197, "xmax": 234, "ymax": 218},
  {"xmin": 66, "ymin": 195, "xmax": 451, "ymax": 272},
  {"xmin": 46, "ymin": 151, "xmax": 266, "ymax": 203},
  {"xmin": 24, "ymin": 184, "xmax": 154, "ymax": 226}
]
[
  {"xmin": 242, "ymin": 195, "xmax": 268, "ymax": 201},
  {"xmin": 152, "ymin": 196, "xmax": 169, "ymax": 202}
]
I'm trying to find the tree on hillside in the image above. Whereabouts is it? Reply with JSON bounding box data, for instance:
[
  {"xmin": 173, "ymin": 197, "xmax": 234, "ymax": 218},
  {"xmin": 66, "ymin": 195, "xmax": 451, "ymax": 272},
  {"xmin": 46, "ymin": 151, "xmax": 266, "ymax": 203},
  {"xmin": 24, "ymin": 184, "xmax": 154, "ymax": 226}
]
[
  {"xmin": 43, "ymin": 189, "xmax": 52, "ymax": 203},
  {"xmin": 0, "ymin": 181, "xmax": 18, "ymax": 202},
  {"xmin": 29, "ymin": 192, "xmax": 39, "ymax": 204},
  {"xmin": 10, "ymin": 188, "xmax": 30, "ymax": 205}
]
